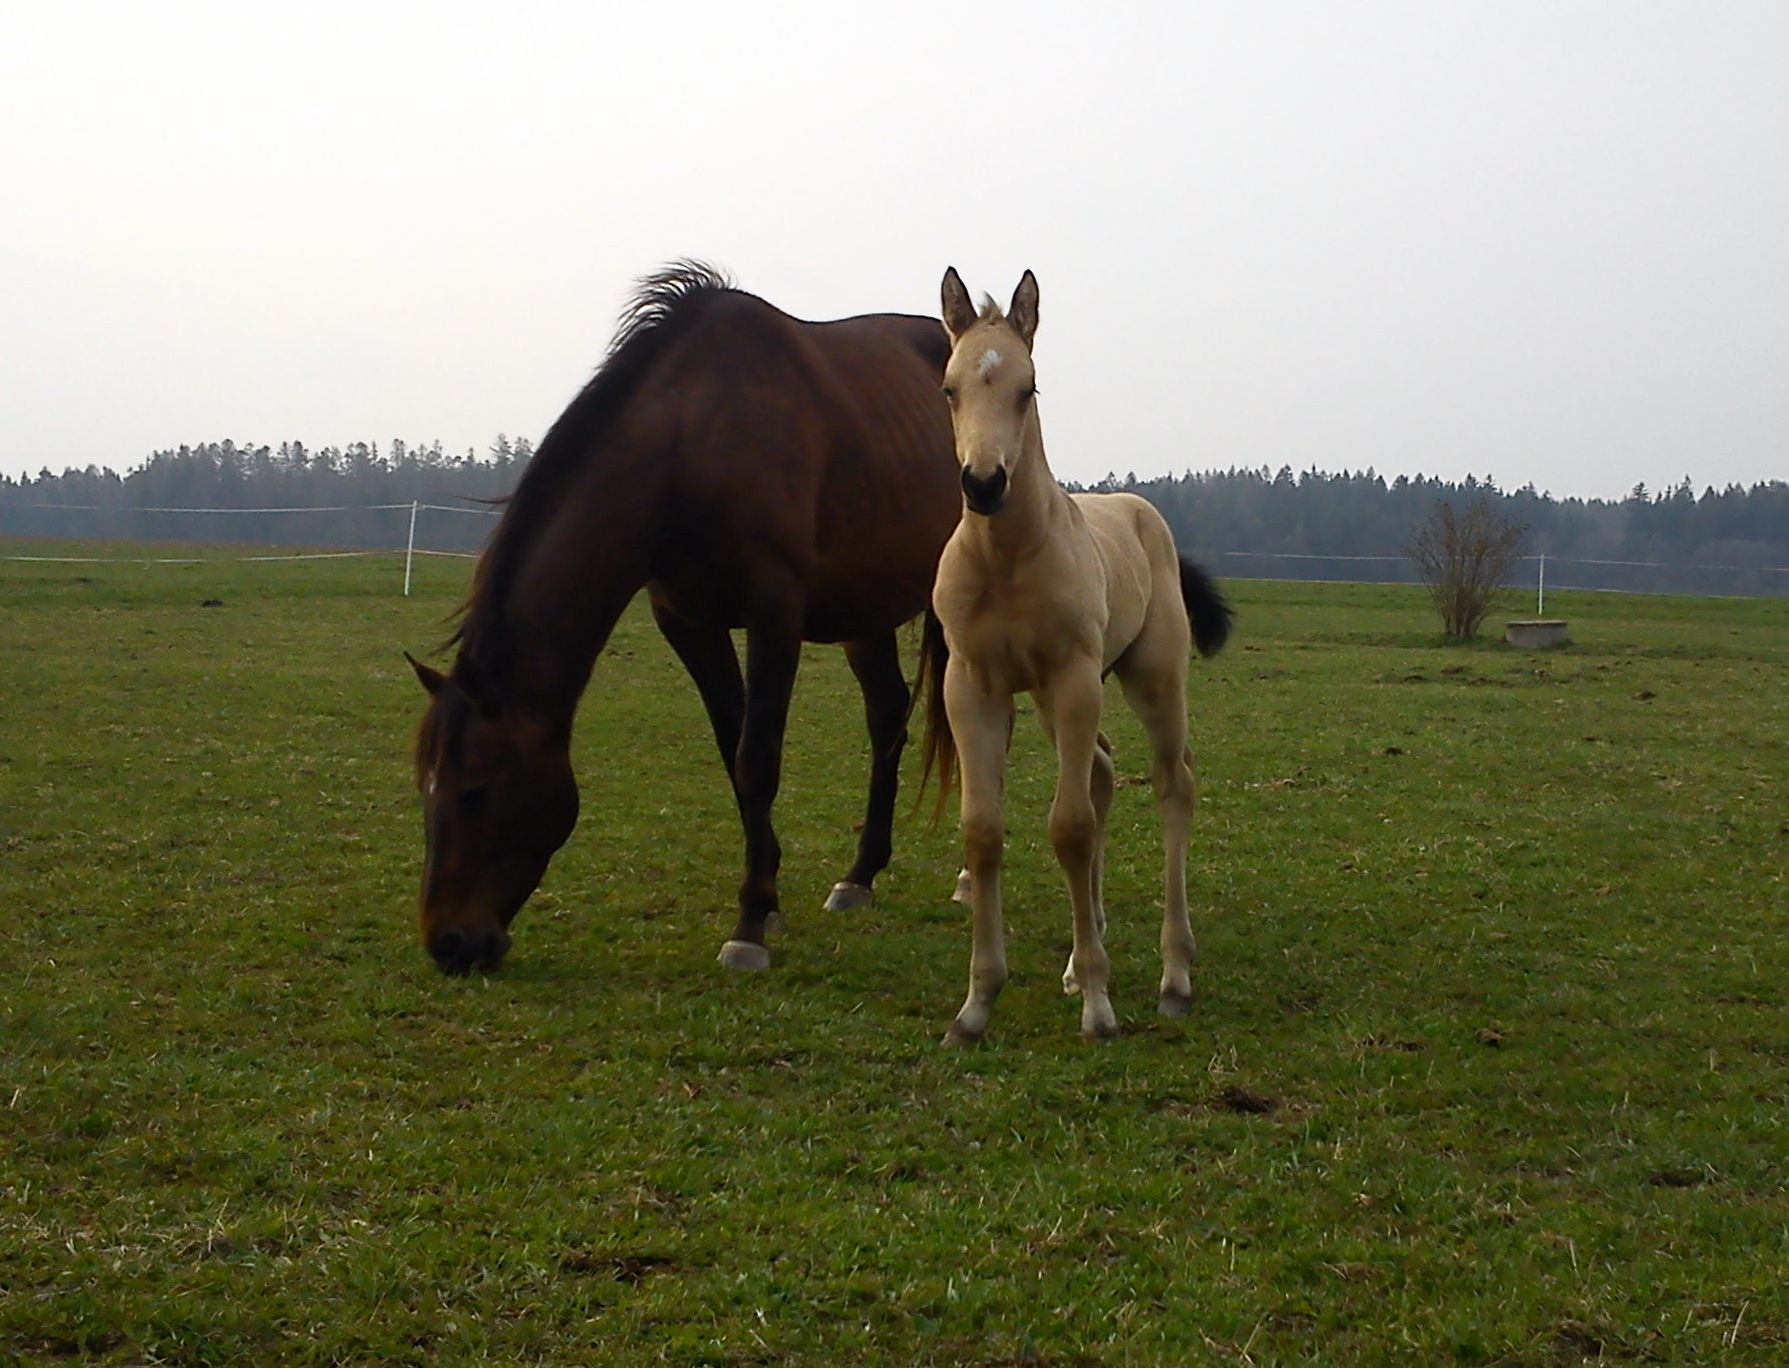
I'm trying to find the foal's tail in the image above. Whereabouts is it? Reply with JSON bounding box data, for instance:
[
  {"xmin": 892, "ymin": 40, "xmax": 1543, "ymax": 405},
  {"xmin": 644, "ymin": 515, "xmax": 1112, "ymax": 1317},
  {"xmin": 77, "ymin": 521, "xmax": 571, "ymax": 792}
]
[
  {"xmin": 1179, "ymin": 556, "xmax": 1236, "ymax": 658},
  {"xmin": 912, "ymin": 608, "xmax": 956, "ymax": 824}
]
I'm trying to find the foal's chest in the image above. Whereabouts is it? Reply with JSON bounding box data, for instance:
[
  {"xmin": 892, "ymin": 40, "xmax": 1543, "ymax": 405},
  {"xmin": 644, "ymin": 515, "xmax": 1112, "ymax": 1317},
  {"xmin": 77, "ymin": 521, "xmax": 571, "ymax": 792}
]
[{"xmin": 936, "ymin": 575, "xmax": 1099, "ymax": 694}]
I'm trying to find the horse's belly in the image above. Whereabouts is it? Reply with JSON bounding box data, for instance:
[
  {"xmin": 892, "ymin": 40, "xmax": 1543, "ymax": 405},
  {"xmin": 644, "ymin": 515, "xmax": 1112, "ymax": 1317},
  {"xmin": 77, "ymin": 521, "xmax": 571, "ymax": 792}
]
[{"xmin": 646, "ymin": 559, "xmax": 929, "ymax": 643}]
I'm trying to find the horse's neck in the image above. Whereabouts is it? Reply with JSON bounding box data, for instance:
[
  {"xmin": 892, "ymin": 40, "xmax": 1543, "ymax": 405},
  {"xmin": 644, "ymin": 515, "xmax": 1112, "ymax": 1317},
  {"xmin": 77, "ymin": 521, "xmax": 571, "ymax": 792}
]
[{"xmin": 473, "ymin": 448, "xmax": 661, "ymax": 720}]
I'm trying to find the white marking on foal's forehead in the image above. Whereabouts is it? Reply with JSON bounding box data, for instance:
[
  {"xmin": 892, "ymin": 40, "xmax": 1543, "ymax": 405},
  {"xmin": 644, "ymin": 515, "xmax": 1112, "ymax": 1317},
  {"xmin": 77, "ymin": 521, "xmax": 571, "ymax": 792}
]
[{"xmin": 976, "ymin": 348, "xmax": 1003, "ymax": 380}]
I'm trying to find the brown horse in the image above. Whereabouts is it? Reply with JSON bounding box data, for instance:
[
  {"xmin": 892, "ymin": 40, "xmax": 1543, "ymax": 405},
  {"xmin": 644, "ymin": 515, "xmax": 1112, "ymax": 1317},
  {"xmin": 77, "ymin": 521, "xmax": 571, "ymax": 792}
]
[{"xmin": 408, "ymin": 262, "xmax": 960, "ymax": 974}]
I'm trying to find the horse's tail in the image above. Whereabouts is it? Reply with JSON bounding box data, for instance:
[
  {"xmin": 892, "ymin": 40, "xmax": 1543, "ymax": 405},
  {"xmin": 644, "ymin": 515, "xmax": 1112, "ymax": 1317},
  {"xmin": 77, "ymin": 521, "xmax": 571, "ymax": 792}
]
[
  {"xmin": 911, "ymin": 607, "xmax": 956, "ymax": 824},
  {"xmin": 1179, "ymin": 556, "xmax": 1236, "ymax": 658}
]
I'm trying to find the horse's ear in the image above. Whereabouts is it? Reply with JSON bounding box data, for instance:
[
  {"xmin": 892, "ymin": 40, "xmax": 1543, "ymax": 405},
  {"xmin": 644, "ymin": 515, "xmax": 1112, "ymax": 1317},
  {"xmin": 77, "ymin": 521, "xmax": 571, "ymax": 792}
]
[
  {"xmin": 941, "ymin": 267, "xmax": 977, "ymax": 340},
  {"xmin": 406, "ymin": 651, "xmax": 446, "ymax": 696},
  {"xmin": 1008, "ymin": 270, "xmax": 1039, "ymax": 346}
]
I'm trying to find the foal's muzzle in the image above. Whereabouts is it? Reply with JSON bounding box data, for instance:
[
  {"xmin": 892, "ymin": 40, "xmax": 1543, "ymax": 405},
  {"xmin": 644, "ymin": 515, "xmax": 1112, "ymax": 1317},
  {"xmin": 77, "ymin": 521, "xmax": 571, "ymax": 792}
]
[{"xmin": 961, "ymin": 464, "xmax": 1009, "ymax": 515}]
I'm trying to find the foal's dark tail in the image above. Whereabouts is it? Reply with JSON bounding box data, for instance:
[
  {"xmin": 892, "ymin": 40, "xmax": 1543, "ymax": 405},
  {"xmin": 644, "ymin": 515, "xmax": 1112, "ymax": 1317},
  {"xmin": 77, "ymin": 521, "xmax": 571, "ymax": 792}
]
[
  {"xmin": 1180, "ymin": 556, "xmax": 1235, "ymax": 658},
  {"xmin": 913, "ymin": 608, "xmax": 956, "ymax": 825}
]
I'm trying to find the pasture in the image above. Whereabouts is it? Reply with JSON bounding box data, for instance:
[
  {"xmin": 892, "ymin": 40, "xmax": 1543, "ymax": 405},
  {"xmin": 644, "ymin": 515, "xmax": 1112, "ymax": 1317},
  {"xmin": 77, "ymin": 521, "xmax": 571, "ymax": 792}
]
[{"xmin": 3, "ymin": 541, "xmax": 1786, "ymax": 1366}]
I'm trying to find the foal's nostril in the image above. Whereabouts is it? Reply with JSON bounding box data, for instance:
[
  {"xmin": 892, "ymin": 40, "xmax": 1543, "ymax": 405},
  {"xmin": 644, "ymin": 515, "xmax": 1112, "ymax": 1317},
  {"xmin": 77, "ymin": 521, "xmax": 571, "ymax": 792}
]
[{"xmin": 961, "ymin": 465, "xmax": 1008, "ymax": 512}]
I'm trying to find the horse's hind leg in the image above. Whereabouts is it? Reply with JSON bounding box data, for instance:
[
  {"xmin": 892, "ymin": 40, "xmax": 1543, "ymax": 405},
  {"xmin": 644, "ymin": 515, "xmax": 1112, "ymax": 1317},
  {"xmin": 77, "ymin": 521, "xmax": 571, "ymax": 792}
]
[
  {"xmin": 827, "ymin": 632, "xmax": 908, "ymax": 912},
  {"xmin": 1116, "ymin": 652, "xmax": 1197, "ymax": 1017}
]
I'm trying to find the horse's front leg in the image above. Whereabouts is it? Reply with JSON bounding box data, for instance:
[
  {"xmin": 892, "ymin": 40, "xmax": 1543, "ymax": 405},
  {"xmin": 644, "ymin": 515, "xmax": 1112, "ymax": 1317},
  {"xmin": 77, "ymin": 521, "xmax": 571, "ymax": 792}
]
[
  {"xmin": 1038, "ymin": 664, "xmax": 1118, "ymax": 1040},
  {"xmin": 649, "ymin": 596, "xmax": 745, "ymax": 789},
  {"xmin": 717, "ymin": 609, "xmax": 802, "ymax": 971},
  {"xmin": 944, "ymin": 664, "xmax": 1014, "ymax": 1045},
  {"xmin": 825, "ymin": 632, "xmax": 908, "ymax": 912}
]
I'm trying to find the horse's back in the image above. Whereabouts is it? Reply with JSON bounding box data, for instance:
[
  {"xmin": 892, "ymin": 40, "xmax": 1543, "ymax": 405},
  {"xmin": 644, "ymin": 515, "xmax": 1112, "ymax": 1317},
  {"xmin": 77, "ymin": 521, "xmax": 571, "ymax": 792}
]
[{"xmin": 636, "ymin": 298, "xmax": 959, "ymax": 640}]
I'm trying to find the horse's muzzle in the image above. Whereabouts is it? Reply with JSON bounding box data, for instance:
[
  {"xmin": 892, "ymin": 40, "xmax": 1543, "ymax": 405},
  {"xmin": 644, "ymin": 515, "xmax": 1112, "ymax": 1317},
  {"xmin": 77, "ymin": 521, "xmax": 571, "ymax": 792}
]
[
  {"xmin": 428, "ymin": 924, "xmax": 512, "ymax": 975},
  {"xmin": 961, "ymin": 465, "xmax": 1008, "ymax": 515}
]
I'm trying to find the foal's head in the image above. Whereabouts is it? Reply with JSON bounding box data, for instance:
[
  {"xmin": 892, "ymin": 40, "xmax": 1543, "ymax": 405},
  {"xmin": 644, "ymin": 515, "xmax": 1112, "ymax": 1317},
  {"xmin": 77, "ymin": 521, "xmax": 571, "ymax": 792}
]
[
  {"xmin": 939, "ymin": 268, "xmax": 1041, "ymax": 516},
  {"xmin": 408, "ymin": 655, "xmax": 579, "ymax": 974}
]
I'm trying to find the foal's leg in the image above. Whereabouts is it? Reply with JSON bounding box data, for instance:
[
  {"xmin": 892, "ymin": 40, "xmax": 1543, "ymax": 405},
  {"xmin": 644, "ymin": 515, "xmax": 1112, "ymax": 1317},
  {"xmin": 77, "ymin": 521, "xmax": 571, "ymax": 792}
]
[
  {"xmin": 718, "ymin": 602, "xmax": 804, "ymax": 971},
  {"xmin": 1117, "ymin": 654, "xmax": 1198, "ymax": 1016},
  {"xmin": 944, "ymin": 664, "xmax": 1014, "ymax": 1045},
  {"xmin": 1061, "ymin": 731, "xmax": 1115, "ymax": 997},
  {"xmin": 826, "ymin": 632, "xmax": 909, "ymax": 912},
  {"xmin": 1038, "ymin": 663, "xmax": 1119, "ymax": 1040},
  {"xmin": 1035, "ymin": 711, "xmax": 1114, "ymax": 995},
  {"xmin": 952, "ymin": 707, "xmax": 1015, "ymax": 905}
]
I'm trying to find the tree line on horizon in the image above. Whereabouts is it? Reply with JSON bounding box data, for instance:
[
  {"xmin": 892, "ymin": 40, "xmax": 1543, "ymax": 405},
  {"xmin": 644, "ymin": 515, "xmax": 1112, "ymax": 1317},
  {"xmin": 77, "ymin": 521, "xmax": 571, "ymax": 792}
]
[{"xmin": 2, "ymin": 438, "xmax": 1785, "ymax": 596}]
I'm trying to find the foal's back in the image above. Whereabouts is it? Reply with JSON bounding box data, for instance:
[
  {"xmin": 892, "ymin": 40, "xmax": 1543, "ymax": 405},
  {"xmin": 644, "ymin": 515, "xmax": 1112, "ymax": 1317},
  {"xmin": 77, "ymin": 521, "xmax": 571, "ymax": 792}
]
[{"xmin": 1069, "ymin": 490, "xmax": 1187, "ymax": 672}]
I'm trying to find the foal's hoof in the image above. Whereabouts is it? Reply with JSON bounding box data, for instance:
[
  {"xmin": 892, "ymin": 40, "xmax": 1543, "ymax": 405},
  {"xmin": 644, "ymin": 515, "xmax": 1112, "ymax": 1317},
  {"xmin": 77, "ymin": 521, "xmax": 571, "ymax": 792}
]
[
  {"xmin": 1082, "ymin": 1019, "xmax": 1121, "ymax": 1043},
  {"xmin": 1158, "ymin": 987, "xmax": 1195, "ymax": 1019},
  {"xmin": 823, "ymin": 881, "xmax": 873, "ymax": 913},
  {"xmin": 717, "ymin": 940, "xmax": 772, "ymax": 971}
]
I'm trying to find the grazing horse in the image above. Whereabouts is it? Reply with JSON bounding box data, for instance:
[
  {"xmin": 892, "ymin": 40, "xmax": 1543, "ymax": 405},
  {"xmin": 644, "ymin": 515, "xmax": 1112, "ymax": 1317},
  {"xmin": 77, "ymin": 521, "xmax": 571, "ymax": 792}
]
[
  {"xmin": 408, "ymin": 262, "xmax": 960, "ymax": 974},
  {"xmin": 921, "ymin": 268, "xmax": 1233, "ymax": 1043}
]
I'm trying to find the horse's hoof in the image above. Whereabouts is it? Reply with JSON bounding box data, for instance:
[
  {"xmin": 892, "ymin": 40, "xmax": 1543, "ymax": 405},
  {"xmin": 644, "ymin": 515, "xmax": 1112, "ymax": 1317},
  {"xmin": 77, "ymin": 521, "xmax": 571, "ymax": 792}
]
[
  {"xmin": 944, "ymin": 1020, "xmax": 984, "ymax": 1048},
  {"xmin": 823, "ymin": 881, "xmax": 873, "ymax": 913},
  {"xmin": 717, "ymin": 940, "xmax": 771, "ymax": 971},
  {"xmin": 951, "ymin": 869, "xmax": 972, "ymax": 904},
  {"xmin": 1158, "ymin": 987, "xmax": 1194, "ymax": 1018},
  {"xmin": 765, "ymin": 910, "xmax": 786, "ymax": 934}
]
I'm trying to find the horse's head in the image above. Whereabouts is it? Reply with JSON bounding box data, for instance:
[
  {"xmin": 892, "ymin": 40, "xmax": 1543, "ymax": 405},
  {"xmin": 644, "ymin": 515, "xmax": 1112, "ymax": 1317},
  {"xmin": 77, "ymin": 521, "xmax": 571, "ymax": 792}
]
[
  {"xmin": 939, "ymin": 267, "xmax": 1041, "ymax": 516},
  {"xmin": 407, "ymin": 653, "xmax": 579, "ymax": 974}
]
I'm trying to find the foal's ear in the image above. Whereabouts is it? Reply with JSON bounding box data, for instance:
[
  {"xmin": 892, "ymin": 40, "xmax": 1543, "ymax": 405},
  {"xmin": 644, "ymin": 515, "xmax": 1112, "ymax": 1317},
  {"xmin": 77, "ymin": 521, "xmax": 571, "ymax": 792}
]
[
  {"xmin": 1008, "ymin": 270, "xmax": 1039, "ymax": 346},
  {"xmin": 405, "ymin": 651, "xmax": 446, "ymax": 696},
  {"xmin": 940, "ymin": 267, "xmax": 977, "ymax": 340}
]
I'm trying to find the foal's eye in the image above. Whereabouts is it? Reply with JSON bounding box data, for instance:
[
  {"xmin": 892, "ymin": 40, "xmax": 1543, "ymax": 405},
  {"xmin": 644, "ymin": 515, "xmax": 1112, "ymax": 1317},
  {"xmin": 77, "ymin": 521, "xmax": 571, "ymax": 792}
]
[
  {"xmin": 1018, "ymin": 384, "xmax": 1037, "ymax": 406},
  {"xmin": 941, "ymin": 384, "xmax": 958, "ymax": 404}
]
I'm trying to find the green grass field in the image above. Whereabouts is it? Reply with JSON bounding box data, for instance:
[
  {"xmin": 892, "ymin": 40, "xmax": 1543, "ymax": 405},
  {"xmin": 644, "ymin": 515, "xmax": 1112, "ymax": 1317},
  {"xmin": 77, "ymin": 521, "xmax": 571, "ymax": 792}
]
[{"xmin": 4, "ymin": 540, "xmax": 1786, "ymax": 1366}]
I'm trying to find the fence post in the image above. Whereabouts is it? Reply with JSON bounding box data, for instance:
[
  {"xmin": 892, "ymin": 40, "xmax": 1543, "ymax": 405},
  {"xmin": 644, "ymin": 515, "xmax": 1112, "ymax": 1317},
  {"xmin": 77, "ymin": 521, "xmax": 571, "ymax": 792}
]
[
  {"xmin": 403, "ymin": 501, "xmax": 419, "ymax": 596},
  {"xmin": 1537, "ymin": 552, "xmax": 1546, "ymax": 615}
]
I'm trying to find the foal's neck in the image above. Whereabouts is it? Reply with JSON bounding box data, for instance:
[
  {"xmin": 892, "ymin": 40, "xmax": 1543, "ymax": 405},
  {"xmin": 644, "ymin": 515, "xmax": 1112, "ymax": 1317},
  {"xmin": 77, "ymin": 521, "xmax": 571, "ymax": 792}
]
[{"xmin": 965, "ymin": 421, "xmax": 1072, "ymax": 565}]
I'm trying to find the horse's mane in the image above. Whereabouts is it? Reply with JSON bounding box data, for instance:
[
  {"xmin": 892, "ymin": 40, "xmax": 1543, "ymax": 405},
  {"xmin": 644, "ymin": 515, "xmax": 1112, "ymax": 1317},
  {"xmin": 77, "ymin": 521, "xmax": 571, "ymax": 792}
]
[{"xmin": 448, "ymin": 260, "xmax": 739, "ymax": 667}]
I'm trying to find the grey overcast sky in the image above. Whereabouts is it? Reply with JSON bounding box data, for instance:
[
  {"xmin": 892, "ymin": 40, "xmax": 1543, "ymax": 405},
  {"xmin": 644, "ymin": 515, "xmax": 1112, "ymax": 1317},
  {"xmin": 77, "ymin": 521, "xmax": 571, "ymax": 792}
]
[{"xmin": 3, "ymin": 1, "xmax": 1785, "ymax": 500}]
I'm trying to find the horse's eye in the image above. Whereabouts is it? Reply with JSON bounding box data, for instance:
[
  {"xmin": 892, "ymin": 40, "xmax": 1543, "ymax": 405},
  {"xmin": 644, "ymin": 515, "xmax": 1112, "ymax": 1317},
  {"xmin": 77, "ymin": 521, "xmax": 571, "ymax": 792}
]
[{"xmin": 458, "ymin": 785, "xmax": 489, "ymax": 813}]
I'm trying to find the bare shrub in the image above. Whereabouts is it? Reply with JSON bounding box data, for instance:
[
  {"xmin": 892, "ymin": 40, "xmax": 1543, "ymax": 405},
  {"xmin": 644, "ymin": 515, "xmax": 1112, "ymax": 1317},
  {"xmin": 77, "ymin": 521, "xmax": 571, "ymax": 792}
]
[{"xmin": 1406, "ymin": 499, "xmax": 1527, "ymax": 640}]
